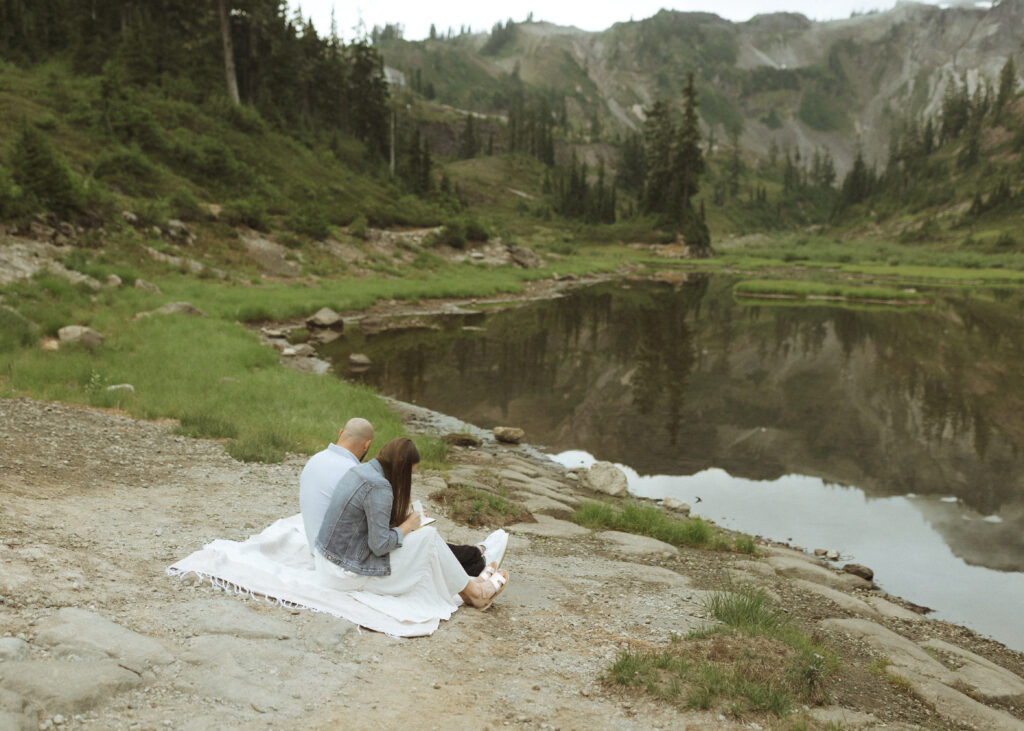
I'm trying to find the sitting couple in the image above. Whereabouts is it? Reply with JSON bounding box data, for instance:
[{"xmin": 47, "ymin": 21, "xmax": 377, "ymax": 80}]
[{"xmin": 299, "ymin": 417, "xmax": 510, "ymax": 613}]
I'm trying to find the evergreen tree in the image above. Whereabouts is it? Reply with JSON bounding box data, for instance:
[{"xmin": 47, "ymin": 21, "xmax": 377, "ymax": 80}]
[
  {"xmin": 995, "ymin": 56, "xmax": 1018, "ymax": 117},
  {"xmin": 459, "ymin": 114, "xmax": 478, "ymax": 159}
]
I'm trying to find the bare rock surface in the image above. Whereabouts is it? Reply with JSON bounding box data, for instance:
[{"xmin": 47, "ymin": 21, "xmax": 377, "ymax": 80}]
[
  {"xmin": 598, "ymin": 531, "xmax": 679, "ymax": 558},
  {"xmin": 34, "ymin": 608, "xmax": 174, "ymax": 670},
  {"xmin": 1, "ymin": 397, "xmax": 1023, "ymax": 730}
]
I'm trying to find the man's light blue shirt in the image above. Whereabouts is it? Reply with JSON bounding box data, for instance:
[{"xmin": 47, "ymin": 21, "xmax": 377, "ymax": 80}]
[{"xmin": 299, "ymin": 443, "xmax": 361, "ymax": 553}]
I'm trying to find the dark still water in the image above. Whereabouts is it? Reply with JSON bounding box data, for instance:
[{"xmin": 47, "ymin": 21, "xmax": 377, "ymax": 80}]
[{"xmin": 324, "ymin": 276, "xmax": 1024, "ymax": 650}]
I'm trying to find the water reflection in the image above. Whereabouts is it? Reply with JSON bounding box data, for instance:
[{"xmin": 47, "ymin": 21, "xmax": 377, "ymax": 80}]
[
  {"xmin": 552, "ymin": 449, "xmax": 1024, "ymax": 652},
  {"xmin": 323, "ymin": 277, "xmax": 1024, "ymax": 648}
]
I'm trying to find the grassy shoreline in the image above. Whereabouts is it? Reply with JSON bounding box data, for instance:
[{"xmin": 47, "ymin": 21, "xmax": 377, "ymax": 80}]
[{"xmin": 3, "ymin": 227, "xmax": 1022, "ymax": 465}]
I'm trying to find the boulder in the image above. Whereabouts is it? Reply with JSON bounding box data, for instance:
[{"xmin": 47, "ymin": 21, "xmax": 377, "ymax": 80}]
[
  {"xmin": 0, "ymin": 638, "xmax": 29, "ymax": 662},
  {"xmin": 121, "ymin": 210, "xmax": 139, "ymax": 225},
  {"xmin": 581, "ymin": 461, "xmax": 629, "ymax": 496},
  {"xmin": 151, "ymin": 301, "xmax": 207, "ymax": 317},
  {"xmin": 57, "ymin": 325, "xmax": 103, "ymax": 349},
  {"xmin": 826, "ymin": 549, "xmax": 840, "ymax": 560},
  {"xmin": 662, "ymin": 496, "xmax": 691, "ymax": 515},
  {"xmin": 349, "ymin": 353, "xmax": 371, "ymax": 367},
  {"xmin": 105, "ymin": 274, "xmax": 122, "ymax": 288},
  {"xmin": 282, "ymin": 343, "xmax": 316, "ymax": 358},
  {"xmin": 508, "ymin": 245, "xmax": 542, "ymax": 269},
  {"xmin": 843, "ymin": 563, "xmax": 874, "ymax": 581},
  {"xmin": 306, "ymin": 307, "xmax": 344, "ymax": 330},
  {"xmin": 493, "ymin": 426, "xmax": 525, "ymax": 444},
  {"xmin": 134, "ymin": 279, "xmax": 161, "ymax": 294},
  {"xmin": 443, "ymin": 432, "xmax": 482, "ymax": 447}
]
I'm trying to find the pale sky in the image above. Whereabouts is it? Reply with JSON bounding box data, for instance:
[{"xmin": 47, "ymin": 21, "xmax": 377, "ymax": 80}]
[{"xmin": 295, "ymin": 0, "xmax": 929, "ymax": 41}]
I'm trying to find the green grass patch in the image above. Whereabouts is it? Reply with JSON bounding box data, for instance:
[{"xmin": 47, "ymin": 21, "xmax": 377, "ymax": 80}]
[
  {"xmin": 733, "ymin": 279, "xmax": 925, "ymax": 303},
  {"xmin": 608, "ymin": 587, "xmax": 837, "ymax": 719},
  {"xmin": 572, "ymin": 502, "xmax": 714, "ymax": 548},
  {"xmin": 429, "ymin": 484, "xmax": 534, "ymax": 528}
]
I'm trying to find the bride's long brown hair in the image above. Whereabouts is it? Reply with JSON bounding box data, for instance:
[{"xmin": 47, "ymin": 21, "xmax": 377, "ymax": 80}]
[{"xmin": 375, "ymin": 438, "xmax": 420, "ymax": 527}]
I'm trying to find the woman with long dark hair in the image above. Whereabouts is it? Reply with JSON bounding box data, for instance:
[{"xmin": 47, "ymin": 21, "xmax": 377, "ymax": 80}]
[{"xmin": 314, "ymin": 437, "xmax": 508, "ymax": 614}]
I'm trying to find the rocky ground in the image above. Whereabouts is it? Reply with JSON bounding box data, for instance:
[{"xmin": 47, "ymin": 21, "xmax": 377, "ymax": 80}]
[{"xmin": 2, "ymin": 397, "xmax": 1024, "ymax": 730}]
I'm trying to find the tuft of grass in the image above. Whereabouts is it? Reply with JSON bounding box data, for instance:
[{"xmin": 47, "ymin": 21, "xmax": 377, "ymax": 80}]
[
  {"xmin": 868, "ymin": 658, "xmax": 913, "ymax": 689},
  {"xmin": 572, "ymin": 501, "xmax": 714, "ymax": 548},
  {"xmin": 734, "ymin": 534, "xmax": 758, "ymax": 554},
  {"xmin": 608, "ymin": 587, "xmax": 837, "ymax": 719},
  {"xmin": 429, "ymin": 484, "xmax": 534, "ymax": 528}
]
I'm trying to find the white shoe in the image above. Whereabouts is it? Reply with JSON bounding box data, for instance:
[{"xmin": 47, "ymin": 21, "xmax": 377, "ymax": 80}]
[{"xmin": 477, "ymin": 529, "xmax": 509, "ymax": 570}]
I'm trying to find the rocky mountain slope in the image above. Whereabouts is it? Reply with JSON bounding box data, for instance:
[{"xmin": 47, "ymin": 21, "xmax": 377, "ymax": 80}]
[{"xmin": 380, "ymin": 0, "xmax": 1024, "ymax": 174}]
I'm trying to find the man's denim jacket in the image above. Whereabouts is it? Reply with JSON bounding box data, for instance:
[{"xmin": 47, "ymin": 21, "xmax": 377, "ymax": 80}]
[{"xmin": 315, "ymin": 459, "xmax": 403, "ymax": 576}]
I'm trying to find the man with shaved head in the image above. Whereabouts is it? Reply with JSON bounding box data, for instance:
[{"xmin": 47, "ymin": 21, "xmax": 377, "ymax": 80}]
[
  {"xmin": 299, "ymin": 417, "xmax": 375, "ymax": 553},
  {"xmin": 300, "ymin": 418, "xmax": 509, "ymax": 575}
]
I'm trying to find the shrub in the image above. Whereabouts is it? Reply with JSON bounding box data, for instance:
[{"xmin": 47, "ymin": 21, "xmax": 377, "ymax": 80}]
[
  {"xmin": 205, "ymin": 96, "xmax": 267, "ymax": 135},
  {"xmin": 463, "ymin": 216, "xmax": 490, "ymax": 242},
  {"xmin": 286, "ymin": 203, "xmax": 331, "ymax": 240},
  {"xmin": 168, "ymin": 189, "xmax": 205, "ymax": 222},
  {"xmin": 9, "ymin": 124, "xmax": 83, "ymax": 217},
  {"xmin": 93, "ymin": 145, "xmax": 161, "ymax": 195},
  {"xmin": 0, "ymin": 306, "xmax": 39, "ymax": 352},
  {"xmin": 224, "ymin": 197, "xmax": 270, "ymax": 231},
  {"xmin": 134, "ymin": 198, "xmax": 170, "ymax": 228},
  {"xmin": 169, "ymin": 130, "xmax": 254, "ymax": 191},
  {"xmin": 349, "ymin": 213, "xmax": 369, "ymax": 239},
  {"xmin": 431, "ymin": 220, "xmax": 467, "ymax": 249},
  {"xmin": 0, "ymin": 165, "xmax": 27, "ymax": 220}
]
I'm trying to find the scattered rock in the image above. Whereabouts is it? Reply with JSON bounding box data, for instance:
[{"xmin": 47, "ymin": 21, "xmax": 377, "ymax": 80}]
[
  {"xmin": 492, "ymin": 426, "xmax": 525, "ymax": 444},
  {"xmin": 134, "ymin": 279, "xmax": 161, "ymax": 294},
  {"xmin": 121, "ymin": 211, "xmax": 139, "ymax": 225},
  {"xmin": 443, "ymin": 432, "xmax": 482, "ymax": 447},
  {"xmin": 661, "ymin": 496, "xmax": 690, "ymax": 515},
  {"xmin": 306, "ymin": 307, "xmax": 344, "ymax": 330},
  {"xmin": 165, "ymin": 219, "xmax": 195, "ymax": 244},
  {"xmin": 282, "ymin": 357, "xmax": 331, "ymax": 375},
  {"xmin": 349, "ymin": 353, "xmax": 371, "ymax": 368},
  {"xmin": 308, "ymin": 329, "xmax": 341, "ymax": 344},
  {"xmin": 508, "ymin": 245, "xmax": 542, "ymax": 269},
  {"xmin": 580, "ymin": 461, "xmax": 628, "ymax": 497},
  {"xmin": 57, "ymin": 325, "xmax": 103, "ymax": 349},
  {"xmin": 768, "ymin": 555, "xmax": 871, "ymax": 591},
  {"xmin": 826, "ymin": 549, "xmax": 840, "ymax": 561},
  {"xmin": 0, "ymin": 637, "xmax": 30, "ymax": 662},
  {"xmin": 105, "ymin": 274, "xmax": 122, "ymax": 288},
  {"xmin": 599, "ymin": 531, "xmax": 679, "ymax": 558},
  {"xmin": 282, "ymin": 344, "xmax": 316, "ymax": 358},
  {"xmin": 843, "ymin": 563, "xmax": 874, "ymax": 581},
  {"xmin": 150, "ymin": 301, "xmax": 207, "ymax": 318},
  {"xmin": 813, "ymin": 548, "xmax": 827, "ymax": 556}
]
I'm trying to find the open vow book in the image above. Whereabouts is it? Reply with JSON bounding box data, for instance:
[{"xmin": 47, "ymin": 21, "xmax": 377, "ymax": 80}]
[{"xmin": 413, "ymin": 500, "xmax": 436, "ymax": 526}]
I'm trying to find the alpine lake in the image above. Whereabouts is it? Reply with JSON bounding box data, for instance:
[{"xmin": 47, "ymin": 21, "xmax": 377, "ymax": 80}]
[{"xmin": 321, "ymin": 274, "xmax": 1024, "ymax": 652}]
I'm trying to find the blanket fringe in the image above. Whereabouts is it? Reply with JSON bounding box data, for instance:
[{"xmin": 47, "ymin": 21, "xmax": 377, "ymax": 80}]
[{"xmin": 165, "ymin": 566, "xmax": 404, "ymax": 637}]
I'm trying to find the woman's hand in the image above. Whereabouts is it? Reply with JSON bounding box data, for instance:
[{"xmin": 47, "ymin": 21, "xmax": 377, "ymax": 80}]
[{"xmin": 398, "ymin": 510, "xmax": 422, "ymax": 536}]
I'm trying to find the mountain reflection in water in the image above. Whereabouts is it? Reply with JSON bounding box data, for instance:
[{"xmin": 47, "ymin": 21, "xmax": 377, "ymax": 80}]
[{"xmin": 325, "ymin": 277, "xmax": 1024, "ymax": 649}]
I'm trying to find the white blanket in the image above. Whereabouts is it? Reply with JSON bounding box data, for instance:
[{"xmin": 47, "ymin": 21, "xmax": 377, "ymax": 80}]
[{"xmin": 167, "ymin": 514, "xmax": 449, "ymax": 637}]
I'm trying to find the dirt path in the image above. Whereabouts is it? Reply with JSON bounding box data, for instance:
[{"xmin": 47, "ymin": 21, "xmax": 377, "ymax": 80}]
[{"xmin": 2, "ymin": 398, "xmax": 1024, "ymax": 730}]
